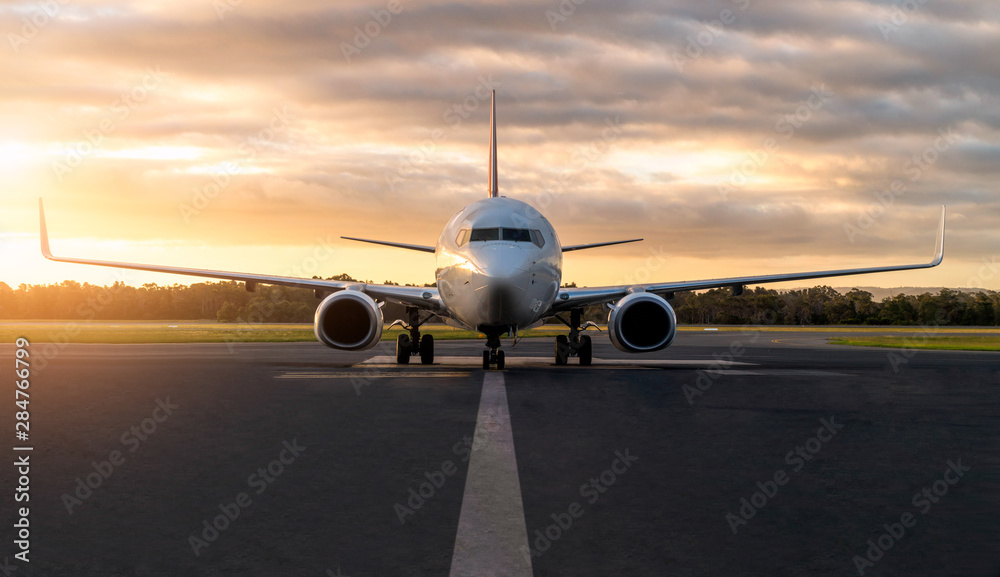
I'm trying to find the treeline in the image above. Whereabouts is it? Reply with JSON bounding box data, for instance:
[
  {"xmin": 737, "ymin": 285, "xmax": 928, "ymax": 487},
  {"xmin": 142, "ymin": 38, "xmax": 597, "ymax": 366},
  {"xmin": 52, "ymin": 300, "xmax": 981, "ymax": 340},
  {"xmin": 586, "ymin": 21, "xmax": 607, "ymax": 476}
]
[
  {"xmin": 0, "ymin": 275, "xmax": 431, "ymax": 324},
  {"xmin": 1, "ymin": 280, "xmax": 997, "ymax": 326},
  {"xmin": 669, "ymin": 286, "xmax": 1000, "ymax": 326}
]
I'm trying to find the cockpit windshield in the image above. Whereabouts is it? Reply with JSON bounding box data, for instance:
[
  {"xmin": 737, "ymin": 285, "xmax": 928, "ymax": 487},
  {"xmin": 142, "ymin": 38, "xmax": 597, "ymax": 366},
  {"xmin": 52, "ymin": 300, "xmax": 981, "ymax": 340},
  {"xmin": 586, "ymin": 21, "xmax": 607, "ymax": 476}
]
[{"xmin": 457, "ymin": 228, "xmax": 545, "ymax": 248}]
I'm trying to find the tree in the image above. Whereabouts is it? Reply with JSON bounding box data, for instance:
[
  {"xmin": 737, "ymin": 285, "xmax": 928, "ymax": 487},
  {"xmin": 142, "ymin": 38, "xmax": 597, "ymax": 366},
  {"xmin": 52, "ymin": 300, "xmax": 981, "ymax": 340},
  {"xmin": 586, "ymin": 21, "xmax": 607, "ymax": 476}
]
[{"xmin": 217, "ymin": 302, "xmax": 239, "ymax": 322}]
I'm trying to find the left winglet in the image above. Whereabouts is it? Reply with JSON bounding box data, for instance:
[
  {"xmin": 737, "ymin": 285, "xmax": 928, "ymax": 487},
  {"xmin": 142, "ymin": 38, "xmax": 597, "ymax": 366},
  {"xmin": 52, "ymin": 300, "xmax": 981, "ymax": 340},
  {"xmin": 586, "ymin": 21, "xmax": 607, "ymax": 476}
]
[{"xmin": 38, "ymin": 198, "xmax": 53, "ymax": 259}]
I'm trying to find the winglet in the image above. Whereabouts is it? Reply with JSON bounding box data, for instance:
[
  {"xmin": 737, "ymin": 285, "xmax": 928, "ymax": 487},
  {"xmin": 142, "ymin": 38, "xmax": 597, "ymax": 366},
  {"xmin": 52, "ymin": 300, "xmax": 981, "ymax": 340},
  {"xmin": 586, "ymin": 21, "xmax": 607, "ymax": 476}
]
[
  {"xmin": 38, "ymin": 198, "xmax": 53, "ymax": 259},
  {"xmin": 931, "ymin": 205, "xmax": 946, "ymax": 266},
  {"xmin": 488, "ymin": 89, "xmax": 498, "ymax": 198}
]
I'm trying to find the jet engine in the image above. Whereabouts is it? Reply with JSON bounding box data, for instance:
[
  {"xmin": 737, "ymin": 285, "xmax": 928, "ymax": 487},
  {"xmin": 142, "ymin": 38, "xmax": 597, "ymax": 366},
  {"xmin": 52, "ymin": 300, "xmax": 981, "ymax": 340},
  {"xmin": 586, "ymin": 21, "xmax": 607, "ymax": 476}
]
[
  {"xmin": 314, "ymin": 291, "xmax": 383, "ymax": 350},
  {"xmin": 607, "ymin": 292, "xmax": 677, "ymax": 353}
]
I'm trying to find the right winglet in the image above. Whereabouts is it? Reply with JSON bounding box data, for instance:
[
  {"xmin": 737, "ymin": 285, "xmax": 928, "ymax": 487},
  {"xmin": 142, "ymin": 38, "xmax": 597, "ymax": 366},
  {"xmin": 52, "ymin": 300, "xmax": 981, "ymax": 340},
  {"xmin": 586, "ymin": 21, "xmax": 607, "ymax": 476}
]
[{"xmin": 930, "ymin": 205, "xmax": 946, "ymax": 266}]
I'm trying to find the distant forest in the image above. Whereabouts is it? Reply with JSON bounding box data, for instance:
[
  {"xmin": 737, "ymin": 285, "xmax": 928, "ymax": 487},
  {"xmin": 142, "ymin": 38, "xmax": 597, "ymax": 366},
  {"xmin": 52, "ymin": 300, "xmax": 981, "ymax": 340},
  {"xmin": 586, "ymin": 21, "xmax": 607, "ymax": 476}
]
[{"xmin": 1, "ymin": 277, "xmax": 998, "ymax": 326}]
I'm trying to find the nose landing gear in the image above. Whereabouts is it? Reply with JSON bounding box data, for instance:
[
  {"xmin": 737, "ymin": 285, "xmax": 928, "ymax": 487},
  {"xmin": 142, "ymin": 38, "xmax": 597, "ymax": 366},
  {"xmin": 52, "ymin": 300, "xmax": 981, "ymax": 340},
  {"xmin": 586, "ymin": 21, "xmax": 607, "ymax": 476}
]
[
  {"xmin": 482, "ymin": 331, "xmax": 506, "ymax": 370},
  {"xmin": 554, "ymin": 308, "xmax": 597, "ymax": 366},
  {"xmin": 390, "ymin": 307, "xmax": 434, "ymax": 365}
]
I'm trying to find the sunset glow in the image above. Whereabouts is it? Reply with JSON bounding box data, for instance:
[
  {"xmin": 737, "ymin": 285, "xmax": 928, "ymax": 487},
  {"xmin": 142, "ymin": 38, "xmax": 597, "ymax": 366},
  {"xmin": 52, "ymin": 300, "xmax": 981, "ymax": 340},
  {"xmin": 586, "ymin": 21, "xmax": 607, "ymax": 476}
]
[{"xmin": 2, "ymin": 0, "xmax": 997, "ymax": 290}]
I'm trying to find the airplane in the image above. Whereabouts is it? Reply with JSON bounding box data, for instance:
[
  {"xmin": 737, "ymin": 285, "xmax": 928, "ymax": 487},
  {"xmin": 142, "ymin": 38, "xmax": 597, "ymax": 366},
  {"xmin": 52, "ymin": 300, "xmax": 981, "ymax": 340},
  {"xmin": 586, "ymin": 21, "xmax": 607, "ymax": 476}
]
[{"xmin": 38, "ymin": 90, "xmax": 946, "ymax": 370}]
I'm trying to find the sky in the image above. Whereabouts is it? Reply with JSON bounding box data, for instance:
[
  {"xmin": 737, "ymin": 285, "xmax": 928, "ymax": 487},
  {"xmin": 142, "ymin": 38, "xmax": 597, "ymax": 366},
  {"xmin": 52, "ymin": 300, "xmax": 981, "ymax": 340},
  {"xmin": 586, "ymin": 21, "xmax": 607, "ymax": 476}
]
[{"xmin": 1, "ymin": 0, "xmax": 998, "ymax": 291}]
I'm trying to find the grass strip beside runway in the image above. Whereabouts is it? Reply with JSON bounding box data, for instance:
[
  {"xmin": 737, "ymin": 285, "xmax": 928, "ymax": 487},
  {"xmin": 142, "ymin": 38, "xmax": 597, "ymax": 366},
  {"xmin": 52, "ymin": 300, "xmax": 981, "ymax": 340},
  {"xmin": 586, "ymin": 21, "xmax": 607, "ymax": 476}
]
[{"xmin": 829, "ymin": 336, "xmax": 1000, "ymax": 351}]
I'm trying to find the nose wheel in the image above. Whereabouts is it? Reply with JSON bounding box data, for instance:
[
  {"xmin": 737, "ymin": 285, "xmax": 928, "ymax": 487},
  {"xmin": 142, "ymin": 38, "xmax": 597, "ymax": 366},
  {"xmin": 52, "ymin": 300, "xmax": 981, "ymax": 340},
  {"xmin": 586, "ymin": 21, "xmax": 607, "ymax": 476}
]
[
  {"xmin": 554, "ymin": 308, "xmax": 596, "ymax": 366},
  {"xmin": 391, "ymin": 307, "xmax": 434, "ymax": 365},
  {"xmin": 482, "ymin": 349, "xmax": 505, "ymax": 370},
  {"xmin": 482, "ymin": 332, "xmax": 505, "ymax": 370}
]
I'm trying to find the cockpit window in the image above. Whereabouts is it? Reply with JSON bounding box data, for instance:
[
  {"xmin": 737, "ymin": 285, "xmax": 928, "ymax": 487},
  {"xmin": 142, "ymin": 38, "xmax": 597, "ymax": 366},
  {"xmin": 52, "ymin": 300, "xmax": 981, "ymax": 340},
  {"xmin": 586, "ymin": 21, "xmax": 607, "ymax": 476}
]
[
  {"xmin": 502, "ymin": 228, "xmax": 531, "ymax": 242},
  {"xmin": 465, "ymin": 227, "xmax": 545, "ymax": 248},
  {"xmin": 469, "ymin": 228, "xmax": 500, "ymax": 242}
]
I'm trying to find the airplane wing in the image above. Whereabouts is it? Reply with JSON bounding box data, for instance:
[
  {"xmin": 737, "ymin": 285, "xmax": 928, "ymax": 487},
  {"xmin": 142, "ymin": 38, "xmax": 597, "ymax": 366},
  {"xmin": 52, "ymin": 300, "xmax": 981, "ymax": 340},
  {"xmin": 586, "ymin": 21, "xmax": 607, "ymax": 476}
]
[
  {"xmin": 550, "ymin": 207, "xmax": 946, "ymax": 313},
  {"xmin": 340, "ymin": 237, "xmax": 436, "ymax": 253},
  {"xmin": 562, "ymin": 239, "xmax": 643, "ymax": 252},
  {"xmin": 38, "ymin": 199, "xmax": 445, "ymax": 312}
]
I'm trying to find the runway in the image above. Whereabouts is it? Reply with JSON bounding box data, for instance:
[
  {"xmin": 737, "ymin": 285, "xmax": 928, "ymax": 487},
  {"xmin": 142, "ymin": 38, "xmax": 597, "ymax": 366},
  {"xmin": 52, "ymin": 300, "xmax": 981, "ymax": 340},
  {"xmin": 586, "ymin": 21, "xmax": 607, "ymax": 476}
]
[{"xmin": 1, "ymin": 330, "xmax": 998, "ymax": 576}]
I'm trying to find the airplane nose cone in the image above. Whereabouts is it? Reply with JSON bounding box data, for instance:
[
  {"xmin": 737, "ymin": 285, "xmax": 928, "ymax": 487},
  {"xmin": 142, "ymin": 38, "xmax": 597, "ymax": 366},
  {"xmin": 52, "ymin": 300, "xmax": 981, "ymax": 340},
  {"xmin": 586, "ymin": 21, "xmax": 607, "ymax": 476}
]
[
  {"xmin": 474, "ymin": 245, "xmax": 530, "ymax": 280},
  {"xmin": 470, "ymin": 246, "xmax": 533, "ymax": 325}
]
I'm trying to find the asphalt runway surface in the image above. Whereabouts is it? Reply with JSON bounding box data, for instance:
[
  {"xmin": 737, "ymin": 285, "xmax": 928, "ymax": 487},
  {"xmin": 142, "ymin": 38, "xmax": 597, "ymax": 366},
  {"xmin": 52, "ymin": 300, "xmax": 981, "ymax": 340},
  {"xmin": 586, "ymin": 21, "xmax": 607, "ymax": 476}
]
[{"xmin": 0, "ymin": 330, "xmax": 998, "ymax": 576}]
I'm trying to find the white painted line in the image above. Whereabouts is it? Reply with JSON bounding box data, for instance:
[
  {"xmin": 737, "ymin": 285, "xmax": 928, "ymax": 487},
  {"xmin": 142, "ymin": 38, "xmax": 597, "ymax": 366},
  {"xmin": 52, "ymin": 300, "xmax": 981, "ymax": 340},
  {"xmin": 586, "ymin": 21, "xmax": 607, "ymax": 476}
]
[
  {"xmin": 275, "ymin": 371, "xmax": 472, "ymax": 379},
  {"xmin": 363, "ymin": 355, "xmax": 756, "ymax": 368},
  {"xmin": 449, "ymin": 372, "xmax": 533, "ymax": 577}
]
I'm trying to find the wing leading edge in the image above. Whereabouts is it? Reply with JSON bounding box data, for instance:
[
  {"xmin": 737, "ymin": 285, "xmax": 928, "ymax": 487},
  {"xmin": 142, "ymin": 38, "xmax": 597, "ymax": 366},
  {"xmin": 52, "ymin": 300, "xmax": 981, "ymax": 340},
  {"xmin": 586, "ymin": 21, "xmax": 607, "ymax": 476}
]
[
  {"xmin": 38, "ymin": 199, "xmax": 444, "ymax": 312},
  {"xmin": 552, "ymin": 206, "xmax": 946, "ymax": 313}
]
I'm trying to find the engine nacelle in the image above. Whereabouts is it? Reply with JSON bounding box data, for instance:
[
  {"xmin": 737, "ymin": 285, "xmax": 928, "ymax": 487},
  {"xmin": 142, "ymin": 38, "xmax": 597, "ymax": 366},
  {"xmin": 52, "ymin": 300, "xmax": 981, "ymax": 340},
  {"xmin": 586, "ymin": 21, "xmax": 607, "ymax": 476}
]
[
  {"xmin": 314, "ymin": 291, "xmax": 383, "ymax": 350},
  {"xmin": 607, "ymin": 292, "xmax": 677, "ymax": 353}
]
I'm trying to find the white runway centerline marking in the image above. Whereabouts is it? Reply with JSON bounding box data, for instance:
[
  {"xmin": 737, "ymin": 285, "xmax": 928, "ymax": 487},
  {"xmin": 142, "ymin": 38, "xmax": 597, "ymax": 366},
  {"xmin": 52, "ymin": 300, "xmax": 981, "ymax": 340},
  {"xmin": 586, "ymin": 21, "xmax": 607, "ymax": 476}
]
[{"xmin": 450, "ymin": 372, "xmax": 533, "ymax": 577}]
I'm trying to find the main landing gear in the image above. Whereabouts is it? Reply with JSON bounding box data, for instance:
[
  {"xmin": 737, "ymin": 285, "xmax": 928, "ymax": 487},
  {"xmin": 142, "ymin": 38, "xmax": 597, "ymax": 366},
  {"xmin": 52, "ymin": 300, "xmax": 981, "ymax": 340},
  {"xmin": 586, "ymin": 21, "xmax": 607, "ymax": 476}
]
[
  {"xmin": 392, "ymin": 307, "xmax": 434, "ymax": 365},
  {"xmin": 554, "ymin": 308, "xmax": 596, "ymax": 366},
  {"xmin": 482, "ymin": 332, "xmax": 505, "ymax": 370}
]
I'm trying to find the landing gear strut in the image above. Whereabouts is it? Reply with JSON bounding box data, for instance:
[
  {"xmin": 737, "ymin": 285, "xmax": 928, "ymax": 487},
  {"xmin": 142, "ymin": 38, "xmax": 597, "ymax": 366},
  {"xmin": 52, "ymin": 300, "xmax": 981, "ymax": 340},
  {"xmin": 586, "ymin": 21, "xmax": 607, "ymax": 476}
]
[
  {"xmin": 554, "ymin": 308, "xmax": 595, "ymax": 366},
  {"xmin": 393, "ymin": 307, "xmax": 434, "ymax": 365},
  {"xmin": 482, "ymin": 331, "xmax": 505, "ymax": 370}
]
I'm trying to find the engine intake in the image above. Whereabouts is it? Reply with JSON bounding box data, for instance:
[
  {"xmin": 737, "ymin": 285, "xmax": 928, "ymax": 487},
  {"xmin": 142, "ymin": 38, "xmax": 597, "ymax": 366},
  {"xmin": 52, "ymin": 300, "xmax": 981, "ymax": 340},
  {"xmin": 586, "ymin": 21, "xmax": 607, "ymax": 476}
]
[
  {"xmin": 607, "ymin": 292, "xmax": 677, "ymax": 353},
  {"xmin": 314, "ymin": 291, "xmax": 383, "ymax": 350}
]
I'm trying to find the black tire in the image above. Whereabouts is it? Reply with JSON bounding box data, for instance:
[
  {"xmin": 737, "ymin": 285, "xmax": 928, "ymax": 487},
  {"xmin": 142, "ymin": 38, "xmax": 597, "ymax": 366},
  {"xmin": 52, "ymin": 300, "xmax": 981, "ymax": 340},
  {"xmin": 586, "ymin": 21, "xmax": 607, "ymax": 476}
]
[
  {"xmin": 482, "ymin": 350, "xmax": 491, "ymax": 370},
  {"xmin": 420, "ymin": 334, "xmax": 434, "ymax": 365},
  {"xmin": 396, "ymin": 334, "xmax": 411, "ymax": 364},
  {"xmin": 578, "ymin": 335, "xmax": 592, "ymax": 366},
  {"xmin": 496, "ymin": 350, "xmax": 505, "ymax": 370},
  {"xmin": 555, "ymin": 335, "xmax": 569, "ymax": 365}
]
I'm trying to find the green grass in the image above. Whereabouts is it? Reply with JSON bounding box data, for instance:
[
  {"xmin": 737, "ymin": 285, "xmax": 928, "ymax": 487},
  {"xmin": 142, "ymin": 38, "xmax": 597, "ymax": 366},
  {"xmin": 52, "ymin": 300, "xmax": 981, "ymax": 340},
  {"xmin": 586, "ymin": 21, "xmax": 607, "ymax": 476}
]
[{"xmin": 829, "ymin": 336, "xmax": 1000, "ymax": 351}]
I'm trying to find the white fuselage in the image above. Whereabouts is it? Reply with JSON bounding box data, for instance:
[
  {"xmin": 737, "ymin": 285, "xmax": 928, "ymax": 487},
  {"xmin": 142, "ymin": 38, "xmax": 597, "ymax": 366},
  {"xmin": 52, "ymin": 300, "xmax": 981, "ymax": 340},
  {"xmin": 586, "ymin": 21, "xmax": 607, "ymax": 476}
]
[{"xmin": 435, "ymin": 197, "xmax": 562, "ymax": 333}]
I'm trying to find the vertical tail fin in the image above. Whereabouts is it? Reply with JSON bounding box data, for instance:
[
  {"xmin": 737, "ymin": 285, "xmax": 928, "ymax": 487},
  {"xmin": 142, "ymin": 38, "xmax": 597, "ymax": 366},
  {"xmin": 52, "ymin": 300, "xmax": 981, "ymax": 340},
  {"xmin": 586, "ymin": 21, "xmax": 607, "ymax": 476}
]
[{"xmin": 488, "ymin": 89, "xmax": 498, "ymax": 198}]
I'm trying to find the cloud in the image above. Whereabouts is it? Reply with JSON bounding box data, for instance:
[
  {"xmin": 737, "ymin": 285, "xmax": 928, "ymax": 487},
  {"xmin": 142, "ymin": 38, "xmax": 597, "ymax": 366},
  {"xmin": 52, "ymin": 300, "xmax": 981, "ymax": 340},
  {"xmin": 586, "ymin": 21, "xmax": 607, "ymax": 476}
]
[{"xmin": 2, "ymin": 0, "xmax": 998, "ymax": 288}]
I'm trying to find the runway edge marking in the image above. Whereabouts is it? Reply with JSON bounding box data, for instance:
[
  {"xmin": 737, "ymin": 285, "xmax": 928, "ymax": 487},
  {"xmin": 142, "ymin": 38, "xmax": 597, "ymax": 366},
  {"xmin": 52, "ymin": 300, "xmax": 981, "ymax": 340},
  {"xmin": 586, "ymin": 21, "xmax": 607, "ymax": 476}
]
[{"xmin": 449, "ymin": 372, "xmax": 533, "ymax": 577}]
